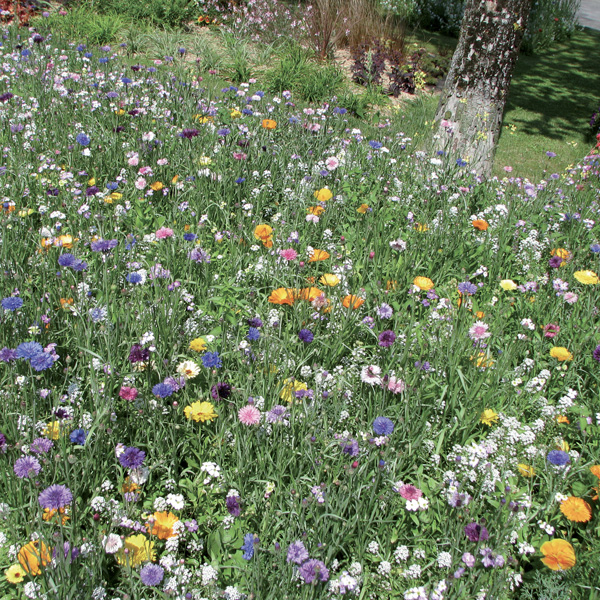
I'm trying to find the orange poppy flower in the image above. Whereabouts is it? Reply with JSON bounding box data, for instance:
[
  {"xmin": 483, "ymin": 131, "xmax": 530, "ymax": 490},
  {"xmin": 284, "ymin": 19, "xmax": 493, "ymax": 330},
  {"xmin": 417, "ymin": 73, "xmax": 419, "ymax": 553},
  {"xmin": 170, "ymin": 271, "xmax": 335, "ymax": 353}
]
[
  {"xmin": 540, "ymin": 539, "xmax": 576, "ymax": 571},
  {"xmin": 254, "ymin": 224, "xmax": 273, "ymax": 248},
  {"xmin": 472, "ymin": 219, "xmax": 489, "ymax": 231},
  {"xmin": 268, "ymin": 288, "xmax": 297, "ymax": 305},
  {"xmin": 560, "ymin": 497, "xmax": 592, "ymax": 522},
  {"xmin": 342, "ymin": 295, "xmax": 365, "ymax": 309},
  {"xmin": 314, "ymin": 188, "xmax": 333, "ymax": 202},
  {"xmin": 262, "ymin": 119, "xmax": 277, "ymax": 130},
  {"xmin": 18, "ymin": 541, "xmax": 51, "ymax": 575},
  {"xmin": 308, "ymin": 249, "xmax": 330, "ymax": 262},
  {"xmin": 148, "ymin": 511, "xmax": 180, "ymax": 539}
]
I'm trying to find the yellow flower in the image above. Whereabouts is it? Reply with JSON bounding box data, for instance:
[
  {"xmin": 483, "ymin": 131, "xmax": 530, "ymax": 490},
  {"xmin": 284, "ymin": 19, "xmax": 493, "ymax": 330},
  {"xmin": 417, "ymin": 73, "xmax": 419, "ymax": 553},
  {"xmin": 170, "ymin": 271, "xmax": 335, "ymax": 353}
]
[
  {"xmin": 116, "ymin": 534, "xmax": 156, "ymax": 567},
  {"xmin": 319, "ymin": 274, "xmax": 340, "ymax": 287},
  {"xmin": 110, "ymin": 192, "xmax": 122, "ymax": 201},
  {"xmin": 5, "ymin": 564, "xmax": 27, "ymax": 584},
  {"xmin": 550, "ymin": 347, "xmax": 573, "ymax": 362},
  {"xmin": 470, "ymin": 352, "xmax": 494, "ymax": 368},
  {"xmin": 573, "ymin": 270, "xmax": 599, "ymax": 285},
  {"xmin": 262, "ymin": 119, "xmax": 277, "ymax": 129},
  {"xmin": 184, "ymin": 401, "xmax": 218, "ymax": 423},
  {"xmin": 314, "ymin": 188, "xmax": 333, "ymax": 202},
  {"xmin": 43, "ymin": 507, "xmax": 69, "ymax": 525},
  {"xmin": 254, "ymin": 224, "xmax": 273, "ymax": 248},
  {"xmin": 280, "ymin": 378, "xmax": 308, "ymax": 403},
  {"xmin": 43, "ymin": 420, "xmax": 62, "ymax": 440},
  {"xmin": 480, "ymin": 409, "xmax": 499, "ymax": 426},
  {"xmin": 499, "ymin": 279, "xmax": 517, "ymax": 291},
  {"xmin": 414, "ymin": 223, "xmax": 429, "ymax": 232},
  {"xmin": 197, "ymin": 156, "xmax": 212, "ymax": 166},
  {"xmin": 518, "ymin": 463, "xmax": 536, "ymax": 477},
  {"xmin": 194, "ymin": 114, "xmax": 214, "ymax": 124},
  {"xmin": 413, "ymin": 276, "xmax": 434, "ymax": 291},
  {"xmin": 189, "ymin": 337, "xmax": 207, "ymax": 352},
  {"xmin": 88, "ymin": 178, "xmax": 96, "ymax": 186},
  {"xmin": 18, "ymin": 541, "xmax": 51, "ymax": 575},
  {"xmin": 357, "ymin": 203, "xmax": 369, "ymax": 214},
  {"xmin": 150, "ymin": 181, "xmax": 163, "ymax": 191},
  {"xmin": 230, "ymin": 109, "xmax": 242, "ymax": 119}
]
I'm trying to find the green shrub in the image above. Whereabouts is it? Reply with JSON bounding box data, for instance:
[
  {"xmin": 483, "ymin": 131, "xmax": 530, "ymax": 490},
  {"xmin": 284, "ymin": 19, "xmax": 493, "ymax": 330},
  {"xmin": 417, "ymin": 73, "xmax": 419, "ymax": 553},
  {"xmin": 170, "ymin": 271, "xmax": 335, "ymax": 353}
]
[{"xmin": 87, "ymin": 0, "xmax": 197, "ymax": 29}]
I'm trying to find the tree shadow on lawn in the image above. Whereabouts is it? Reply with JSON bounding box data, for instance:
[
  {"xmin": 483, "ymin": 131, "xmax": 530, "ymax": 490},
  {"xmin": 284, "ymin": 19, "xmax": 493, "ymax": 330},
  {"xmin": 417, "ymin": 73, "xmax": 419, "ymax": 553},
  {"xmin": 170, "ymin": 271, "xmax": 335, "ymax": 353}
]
[{"xmin": 502, "ymin": 28, "xmax": 600, "ymax": 144}]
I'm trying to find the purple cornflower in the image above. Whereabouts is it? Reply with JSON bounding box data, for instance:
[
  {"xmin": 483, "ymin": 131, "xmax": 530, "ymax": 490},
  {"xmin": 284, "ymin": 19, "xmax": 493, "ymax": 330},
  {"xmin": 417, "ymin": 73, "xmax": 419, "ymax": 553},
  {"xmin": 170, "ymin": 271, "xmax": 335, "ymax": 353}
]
[
  {"xmin": 226, "ymin": 495, "xmax": 241, "ymax": 517},
  {"xmin": 0, "ymin": 347, "xmax": 17, "ymax": 362},
  {"xmin": 126, "ymin": 272, "xmax": 143, "ymax": 284},
  {"xmin": 298, "ymin": 329, "xmax": 314, "ymax": 343},
  {"xmin": 118, "ymin": 446, "xmax": 146, "ymax": 469},
  {"xmin": 378, "ymin": 330, "xmax": 396, "ymax": 348},
  {"xmin": 286, "ymin": 540, "xmax": 309, "ymax": 564},
  {"xmin": 458, "ymin": 282, "xmax": 477, "ymax": 295},
  {"xmin": 179, "ymin": 128, "xmax": 199, "ymax": 139},
  {"xmin": 14, "ymin": 456, "xmax": 41, "ymax": 478},
  {"xmin": 376, "ymin": 303, "xmax": 393, "ymax": 319},
  {"xmin": 1, "ymin": 297, "xmax": 23, "ymax": 310},
  {"xmin": 372, "ymin": 417, "xmax": 394, "ymax": 436},
  {"xmin": 140, "ymin": 563, "xmax": 164, "ymax": 586},
  {"xmin": 38, "ymin": 484, "xmax": 73, "ymax": 510},
  {"xmin": 340, "ymin": 438, "xmax": 359, "ymax": 457},
  {"xmin": 30, "ymin": 438, "xmax": 53, "ymax": 454},
  {"xmin": 247, "ymin": 327, "xmax": 260, "ymax": 341},
  {"xmin": 547, "ymin": 449, "xmax": 570, "ymax": 466},
  {"xmin": 299, "ymin": 559, "xmax": 329, "ymax": 584},
  {"xmin": 152, "ymin": 382, "xmax": 174, "ymax": 398},
  {"xmin": 75, "ymin": 133, "xmax": 90, "ymax": 146},
  {"xmin": 549, "ymin": 255, "xmax": 563, "ymax": 268},
  {"xmin": 266, "ymin": 405, "xmax": 288, "ymax": 424},
  {"xmin": 90, "ymin": 239, "xmax": 118, "ymax": 252},
  {"xmin": 464, "ymin": 522, "xmax": 489, "ymax": 542},
  {"xmin": 128, "ymin": 344, "xmax": 150, "ymax": 363},
  {"xmin": 448, "ymin": 492, "xmax": 472, "ymax": 508},
  {"xmin": 188, "ymin": 247, "xmax": 211, "ymax": 263},
  {"xmin": 462, "ymin": 552, "xmax": 475, "ymax": 567},
  {"xmin": 211, "ymin": 382, "xmax": 232, "ymax": 400},
  {"xmin": 0, "ymin": 432, "xmax": 7, "ymax": 453},
  {"xmin": 593, "ymin": 344, "xmax": 600, "ymax": 362}
]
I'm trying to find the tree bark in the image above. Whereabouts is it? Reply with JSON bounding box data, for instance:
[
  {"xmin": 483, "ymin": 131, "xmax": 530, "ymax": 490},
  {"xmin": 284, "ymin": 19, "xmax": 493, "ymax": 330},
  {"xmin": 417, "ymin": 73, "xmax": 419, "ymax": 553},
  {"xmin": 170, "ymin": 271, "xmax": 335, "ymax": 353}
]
[{"xmin": 434, "ymin": 0, "xmax": 533, "ymax": 177}]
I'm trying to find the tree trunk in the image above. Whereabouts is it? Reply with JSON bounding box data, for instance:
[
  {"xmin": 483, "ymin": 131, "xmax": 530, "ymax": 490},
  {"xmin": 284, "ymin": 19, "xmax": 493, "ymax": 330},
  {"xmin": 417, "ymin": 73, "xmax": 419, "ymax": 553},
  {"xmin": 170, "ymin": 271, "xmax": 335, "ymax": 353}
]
[{"xmin": 434, "ymin": 0, "xmax": 533, "ymax": 177}]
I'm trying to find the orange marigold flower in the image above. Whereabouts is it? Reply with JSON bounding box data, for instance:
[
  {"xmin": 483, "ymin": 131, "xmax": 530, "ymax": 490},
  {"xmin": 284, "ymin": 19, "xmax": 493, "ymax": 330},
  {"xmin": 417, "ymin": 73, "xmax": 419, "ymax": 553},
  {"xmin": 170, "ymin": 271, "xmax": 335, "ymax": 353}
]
[
  {"xmin": 560, "ymin": 497, "xmax": 592, "ymax": 522},
  {"xmin": 148, "ymin": 511, "xmax": 180, "ymax": 539},
  {"xmin": 268, "ymin": 288, "xmax": 297, "ymax": 305},
  {"xmin": 357, "ymin": 203, "xmax": 369, "ymax": 214},
  {"xmin": 308, "ymin": 249, "xmax": 330, "ymax": 262},
  {"xmin": 342, "ymin": 295, "xmax": 365, "ymax": 309},
  {"xmin": 590, "ymin": 465, "xmax": 600, "ymax": 479},
  {"xmin": 472, "ymin": 219, "xmax": 489, "ymax": 231},
  {"xmin": 18, "ymin": 541, "xmax": 51, "ymax": 575},
  {"xmin": 43, "ymin": 507, "xmax": 69, "ymax": 525},
  {"xmin": 307, "ymin": 206, "xmax": 325, "ymax": 216},
  {"xmin": 253, "ymin": 224, "xmax": 273, "ymax": 247},
  {"xmin": 262, "ymin": 119, "xmax": 277, "ymax": 129},
  {"xmin": 540, "ymin": 539, "xmax": 576, "ymax": 571},
  {"xmin": 298, "ymin": 287, "xmax": 323, "ymax": 301},
  {"xmin": 150, "ymin": 181, "xmax": 163, "ymax": 191},
  {"xmin": 556, "ymin": 415, "xmax": 570, "ymax": 424}
]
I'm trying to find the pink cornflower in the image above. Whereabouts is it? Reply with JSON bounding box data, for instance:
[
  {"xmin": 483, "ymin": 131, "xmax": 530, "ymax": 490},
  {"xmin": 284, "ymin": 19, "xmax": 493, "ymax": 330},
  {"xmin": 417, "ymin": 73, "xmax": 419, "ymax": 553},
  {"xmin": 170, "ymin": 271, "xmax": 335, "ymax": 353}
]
[
  {"xmin": 233, "ymin": 152, "xmax": 247, "ymax": 160},
  {"xmin": 469, "ymin": 321, "xmax": 490, "ymax": 342},
  {"xmin": 155, "ymin": 227, "xmax": 174, "ymax": 239},
  {"xmin": 563, "ymin": 292, "xmax": 578, "ymax": 304},
  {"xmin": 280, "ymin": 248, "xmax": 298, "ymax": 261},
  {"xmin": 396, "ymin": 484, "xmax": 423, "ymax": 500},
  {"xmin": 134, "ymin": 177, "xmax": 147, "ymax": 190},
  {"xmin": 119, "ymin": 386, "xmax": 138, "ymax": 401},
  {"xmin": 325, "ymin": 156, "xmax": 339, "ymax": 171},
  {"xmin": 386, "ymin": 376, "xmax": 406, "ymax": 394},
  {"xmin": 361, "ymin": 365, "xmax": 382, "ymax": 385},
  {"xmin": 238, "ymin": 405, "xmax": 261, "ymax": 425}
]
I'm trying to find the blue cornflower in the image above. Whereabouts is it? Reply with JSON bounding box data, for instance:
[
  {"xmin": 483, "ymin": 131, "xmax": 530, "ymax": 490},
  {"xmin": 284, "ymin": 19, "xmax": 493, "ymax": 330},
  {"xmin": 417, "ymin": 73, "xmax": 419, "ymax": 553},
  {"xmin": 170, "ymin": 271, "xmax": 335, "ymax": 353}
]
[
  {"xmin": 333, "ymin": 107, "xmax": 347, "ymax": 115},
  {"xmin": 1, "ymin": 297, "xmax": 23, "ymax": 311},
  {"xmin": 202, "ymin": 351, "xmax": 222, "ymax": 369},
  {"xmin": 247, "ymin": 327, "xmax": 260, "ymax": 341},
  {"xmin": 458, "ymin": 282, "xmax": 478, "ymax": 295},
  {"xmin": 591, "ymin": 244, "xmax": 600, "ymax": 253},
  {"xmin": 90, "ymin": 239, "xmax": 118, "ymax": 252},
  {"xmin": 298, "ymin": 329, "xmax": 314, "ymax": 343},
  {"xmin": 118, "ymin": 446, "xmax": 146, "ymax": 469},
  {"xmin": 242, "ymin": 108, "xmax": 253, "ymax": 115},
  {"xmin": 241, "ymin": 533, "xmax": 258, "ymax": 560},
  {"xmin": 75, "ymin": 133, "xmax": 90, "ymax": 146},
  {"xmin": 547, "ymin": 450, "xmax": 570, "ymax": 466},
  {"xmin": 217, "ymin": 128, "xmax": 230, "ymax": 136},
  {"xmin": 456, "ymin": 158, "xmax": 468, "ymax": 167},
  {"xmin": 369, "ymin": 140, "xmax": 382, "ymax": 149},
  {"xmin": 30, "ymin": 352, "xmax": 55, "ymax": 371},
  {"xmin": 21, "ymin": 49, "xmax": 31, "ymax": 57},
  {"xmin": 152, "ymin": 383, "xmax": 174, "ymax": 398},
  {"xmin": 126, "ymin": 272, "xmax": 143, "ymax": 284},
  {"xmin": 16, "ymin": 341, "xmax": 43, "ymax": 360},
  {"xmin": 98, "ymin": 57, "xmax": 109, "ymax": 64},
  {"xmin": 106, "ymin": 182, "xmax": 118, "ymax": 190},
  {"xmin": 235, "ymin": 177, "xmax": 245, "ymax": 184},
  {"xmin": 373, "ymin": 416, "xmax": 394, "ymax": 436},
  {"xmin": 121, "ymin": 77, "xmax": 132, "ymax": 85},
  {"xmin": 84, "ymin": 52, "xmax": 93, "ymax": 59},
  {"xmin": 58, "ymin": 254, "xmax": 76, "ymax": 267},
  {"xmin": 183, "ymin": 233, "xmax": 197, "ymax": 241},
  {"xmin": 76, "ymin": 44, "xmax": 86, "ymax": 52},
  {"xmin": 69, "ymin": 428, "xmax": 87, "ymax": 445}
]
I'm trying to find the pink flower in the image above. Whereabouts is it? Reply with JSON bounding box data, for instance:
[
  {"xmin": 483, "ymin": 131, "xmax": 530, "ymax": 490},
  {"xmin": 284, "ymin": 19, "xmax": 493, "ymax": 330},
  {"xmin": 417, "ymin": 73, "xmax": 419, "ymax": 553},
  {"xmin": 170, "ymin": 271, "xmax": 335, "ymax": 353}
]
[
  {"xmin": 396, "ymin": 484, "xmax": 422, "ymax": 500},
  {"xmin": 119, "ymin": 386, "xmax": 138, "ymax": 401},
  {"xmin": 468, "ymin": 321, "xmax": 490, "ymax": 342},
  {"xmin": 361, "ymin": 365, "xmax": 382, "ymax": 385},
  {"xmin": 155, "ymin": 227, "xmax": 174, "ymax": 239},
  {"xmin": 386, "ymin": 376, "xmax": 406, "ymax": 394},
  {"xmin": 233, "ymin": 152, "xmax": 247, "ymax": 160},
  {"xmin": 128, "ymin": 153, "xmax": 139, "ymax": 167},
  {"xmin": 543, "ymin": 323, "xmax": 560, "ymax": 338},
  {"xmin": 134, "ymin": 177, "xmax": 147, "ymax": 190},
  {"xmin": 504, "ymin": 166, "xmax": 513, "ymax": 173},
  {"xmin": 280, "ymin": 248, "xmax": 298, "ymax": 261},
  {"xmin": 563, "ymin": 292, "xmax": 578, "ymax": 304},
  {"xmin": 238, "ymin": 405, "xmax": 261, "ymax": 425}
]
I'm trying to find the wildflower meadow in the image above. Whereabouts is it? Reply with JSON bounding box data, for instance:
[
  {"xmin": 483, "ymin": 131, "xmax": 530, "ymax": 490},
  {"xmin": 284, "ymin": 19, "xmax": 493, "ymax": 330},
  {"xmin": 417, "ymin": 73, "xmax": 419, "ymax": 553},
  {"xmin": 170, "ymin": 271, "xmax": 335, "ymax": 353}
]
[{"xmin": 0, "ymin": 17, "xmax": 600, "ymax": 600}]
